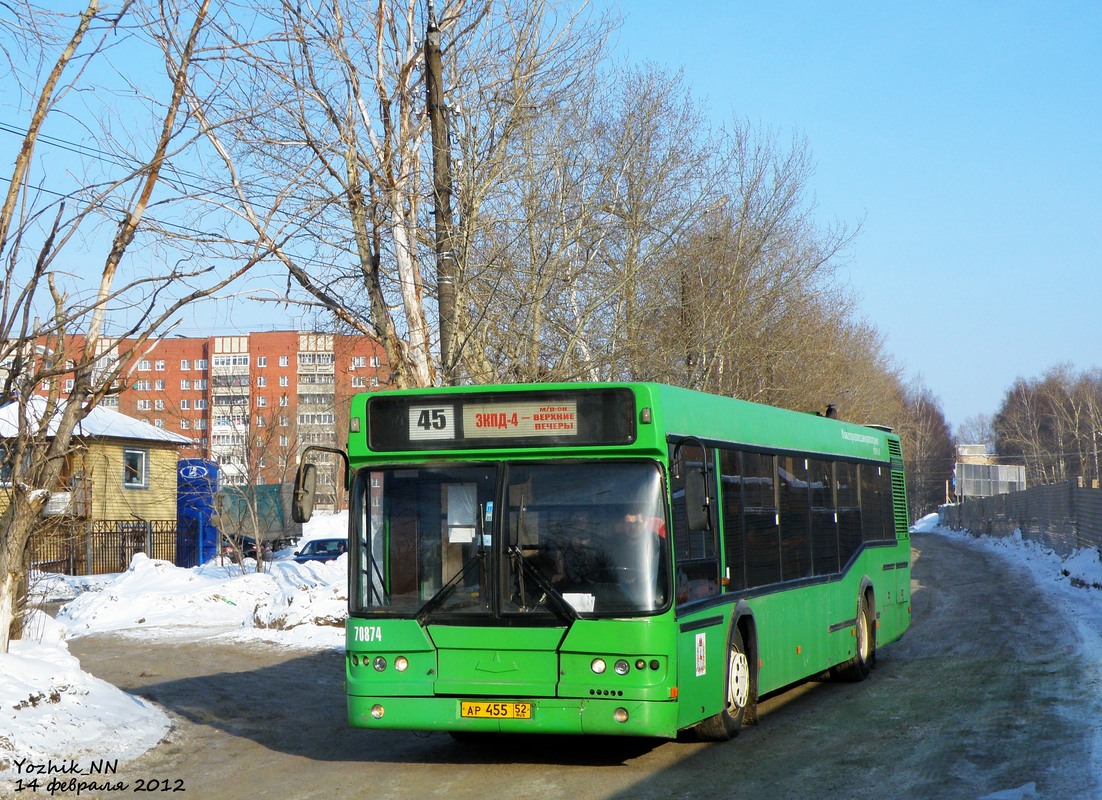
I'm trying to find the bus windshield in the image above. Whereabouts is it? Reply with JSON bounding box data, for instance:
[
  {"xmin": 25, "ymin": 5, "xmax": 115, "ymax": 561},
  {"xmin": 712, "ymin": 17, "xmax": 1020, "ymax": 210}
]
[{"xmin": 350, "ymin": 461, "xmax": 669, "ymax": 620}]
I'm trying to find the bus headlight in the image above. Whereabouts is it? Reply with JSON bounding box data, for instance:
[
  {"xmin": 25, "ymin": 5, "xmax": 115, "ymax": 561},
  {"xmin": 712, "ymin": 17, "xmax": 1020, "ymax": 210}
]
[
  {"xmin": 591, "ymin": 658, "xmax": 607, "ymax": 674},
  {"xmin": 373, "ymin": 656, "xmax": 387, "ymax": 672},
  {"xmin": 614, "ymin": 659, "xmax": 630, "ymax": 675},
  {"xmin": 613, "ymin": 707, "xmax": 629, "ymax": 723},
  {"xmin": 371, "ymin": 704, "xmax": 385, "ymax": 719},
  {"xmin": 394, "ymin": 656, "xmax": 409, "ymax": 672}
]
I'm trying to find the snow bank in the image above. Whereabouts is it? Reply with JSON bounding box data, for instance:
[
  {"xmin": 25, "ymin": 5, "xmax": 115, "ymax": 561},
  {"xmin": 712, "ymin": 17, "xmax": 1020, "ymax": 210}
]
[
  {"xmin": 1, "ymin": 512, "xmax": 350, "ymax": 779},
  {"xmin": 0, "ymin": 613, "xmax": 170, "ymax": 779}
]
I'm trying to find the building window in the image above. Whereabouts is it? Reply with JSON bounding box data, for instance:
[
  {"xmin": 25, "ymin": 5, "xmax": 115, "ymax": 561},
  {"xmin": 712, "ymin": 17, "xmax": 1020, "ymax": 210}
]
[
  {"xmin": 134, "ymin": 380, "xmax": 151, "ymax": 391},
  {"xmin": 154, "ymin": 419, "xmax": 165, "ymax": 428},
  {"xmin": 155, "ymin": 360, "xmax": 165, "ymax": 371},
  {"xmin": 351, "ymin": 356, "xmax": 367, "ymax": 368},
  {"xmin": 279, "ymin": 356, "xmax": 289, "ymax": 367},
  {"xmin": 195, "ymin": 399, "xmax": 208, "ymax": 410},
  {"xmin": 180, "ymin": 399, "xmax": 190, "ymax": 410},
  {"xmin": 352, "ymin": 376, "xmax": 366, "ymax": 388},
  {"xmin": 298, "ymin": 352, "xmax": 335, "ymax": 366},
  {"xmin": 257, "ymin": 356, "xmax": 267, "ymax": 367},
  {"xmin": 64, "ymin": 379, "xmax": 74, "ymax": 391},
  {"xmin": 370, "ymin": 356, "xmax": 381, "ymax": 368},
  {"xmin": 180, "ymin": 419, "xmax": 191, "ymax": 430},
  {"xmin": 257, "ymin": 376, "xmax": 267, "ymax": 388},
  {"xmin": 213, "ymin": 355, "xmax": 249, "ymax": 368},
  {"xmin": 195, "ymin": 419, "xmax": 208, "ymax": 430},
  {"xmin": 279, "ymin": 375, "xmax": 289, "ymax": 387},
  {"xmin": 138, "ymin": 360, "xmax": 151, "ymax": 371},
  {"xmin": 195, "ymin": 359, "xmax": 208, "ymax": 370},
  {"xmin": 181, "ymin": 379, "xmax": 191, "ymax": 390},
  {"xmin": 370, "ymin": 377, "xmax": 379, "ymax": 387},
  {"xmin": 257, "ymin": 396, "xmax": 267, "ymax": 408},
  {"xmin": 154, "ymin": 380, "xmax": 165, "ymax": 391},
  {"xmin": 279, "ymin": 395, "xmax": 289, "ymax": 407},
  {"xmin": 137, "ymin": 399, "xmax": 152, "ymax": 411},
  {"xmin": 181, "ymin": 359, "xmax": 190, "ymax": 370},
  {"xmin": 194, "ymin": 379, "xmax": 208, "ymax": 390},
  {"xmin": 123, "ymin": 448, "xmax": 149, "ymax": 489},
  {"xmin": 279, "ymin": 435, "xmax": 289, "ymax": 447},
  {"xmin": 154, "ymin": 399, "xmax": 164, "ymax": 411},
  {"xmin": 256, "ymin": 415, "xmax": 266, "ymax": 427}
]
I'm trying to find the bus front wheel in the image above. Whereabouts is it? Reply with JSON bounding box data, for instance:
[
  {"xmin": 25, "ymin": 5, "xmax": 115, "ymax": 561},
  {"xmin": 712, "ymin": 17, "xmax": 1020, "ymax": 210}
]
[{"xmin": 696, "ymin": 626, "xmax": 753, "ymax": 741}]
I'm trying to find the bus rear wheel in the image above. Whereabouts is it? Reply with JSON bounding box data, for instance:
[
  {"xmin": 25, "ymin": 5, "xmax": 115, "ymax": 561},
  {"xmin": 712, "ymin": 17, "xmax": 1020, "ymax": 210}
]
[
  {"xmin": 837, "ymin": 594, "xmax": 875, "ymax": 682},
  {"xmin": 696, "ymin": 627, "xmax": 752, "ymax": 741}
]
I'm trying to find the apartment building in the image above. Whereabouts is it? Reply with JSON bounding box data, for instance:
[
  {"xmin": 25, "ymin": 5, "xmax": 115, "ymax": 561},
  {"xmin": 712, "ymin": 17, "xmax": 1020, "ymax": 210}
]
[{"xmin": 38, "ymin": 330, "xmax": 391, "ymax": 510}]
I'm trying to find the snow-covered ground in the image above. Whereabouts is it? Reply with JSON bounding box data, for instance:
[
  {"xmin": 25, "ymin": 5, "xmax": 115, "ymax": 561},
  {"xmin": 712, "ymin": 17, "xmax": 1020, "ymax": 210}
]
[
  {"xmin": 2, "ymin": 511, "xmax": 1101, "ymax": 787},
  {"xmin": 1, "ymin": 512, "xmax": 349, "ymax": 780}
]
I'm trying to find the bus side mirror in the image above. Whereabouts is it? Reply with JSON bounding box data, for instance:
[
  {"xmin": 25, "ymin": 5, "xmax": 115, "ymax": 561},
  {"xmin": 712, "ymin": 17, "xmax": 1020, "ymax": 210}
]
[
  {"xmin": 292, "ymin": 463, "xmax": 317, "ymax": 523},
  {"xmin": 685, "ymin": 467, "xmax": 711, "ymax": 532}
]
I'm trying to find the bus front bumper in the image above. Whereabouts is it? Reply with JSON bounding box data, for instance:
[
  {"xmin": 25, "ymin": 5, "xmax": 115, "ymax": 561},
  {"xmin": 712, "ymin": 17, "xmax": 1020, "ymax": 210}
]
[{"xmin": 348, "ymin": 695, "xmax": 680, "ymax": 738}]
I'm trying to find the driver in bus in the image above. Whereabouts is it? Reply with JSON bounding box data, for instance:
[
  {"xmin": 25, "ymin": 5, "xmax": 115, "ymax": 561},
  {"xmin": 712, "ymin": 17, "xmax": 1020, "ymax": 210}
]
[{"xmin": 619, "ymin": 504, "xmax": 669, "ymax": 606}]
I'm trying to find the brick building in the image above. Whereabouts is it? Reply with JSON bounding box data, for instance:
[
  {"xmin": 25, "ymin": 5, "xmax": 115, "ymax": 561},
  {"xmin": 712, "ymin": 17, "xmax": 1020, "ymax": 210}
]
[{"xmin": 36, "ymin": 330, "xmax": 391, "ymax": 510}]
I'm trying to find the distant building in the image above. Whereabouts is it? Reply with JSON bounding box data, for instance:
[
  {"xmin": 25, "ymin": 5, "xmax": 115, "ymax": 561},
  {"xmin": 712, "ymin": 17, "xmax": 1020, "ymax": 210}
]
[
  {"xmin": 30, "ymin": 330, "xmax": 392, "ymax": 511},
  {"xmin": 954, "ymin": 444, "xmax": 1027, "ymax": 498}
]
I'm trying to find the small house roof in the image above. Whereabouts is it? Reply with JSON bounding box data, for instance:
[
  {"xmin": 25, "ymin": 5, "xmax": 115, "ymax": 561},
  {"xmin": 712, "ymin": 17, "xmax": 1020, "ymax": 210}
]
[{"xmin": 0, "ymin": 396, "xmax": 193, "ymax": 445}]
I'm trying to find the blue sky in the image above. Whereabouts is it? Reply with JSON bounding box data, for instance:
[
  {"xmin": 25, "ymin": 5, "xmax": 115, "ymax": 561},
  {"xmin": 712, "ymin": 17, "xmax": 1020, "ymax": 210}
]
[{"xmin": 597, "ymin": 1, "xmax": 1102, "ymax": 429}]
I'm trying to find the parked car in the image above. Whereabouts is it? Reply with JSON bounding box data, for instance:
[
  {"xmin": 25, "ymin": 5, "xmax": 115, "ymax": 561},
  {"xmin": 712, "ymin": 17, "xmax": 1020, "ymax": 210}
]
[{"xmin": 293, "ymin": 538, "xmax": 347, "ymax": 563}]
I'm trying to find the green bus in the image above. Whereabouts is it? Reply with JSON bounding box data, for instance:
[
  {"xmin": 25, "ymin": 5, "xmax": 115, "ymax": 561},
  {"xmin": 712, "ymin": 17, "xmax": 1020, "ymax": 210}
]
[{"xmin": 293, "ymin": 382, "xmax": 911, "ymax": 740}]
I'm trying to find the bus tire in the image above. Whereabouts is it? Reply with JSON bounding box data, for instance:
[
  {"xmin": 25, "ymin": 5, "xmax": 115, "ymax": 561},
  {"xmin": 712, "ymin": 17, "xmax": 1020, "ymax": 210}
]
[
  {"xmin": 696, "ymin": 626, "xmax": 752, "ymax": 741},
  {"xmin": 838, "ymin": 594, "xmax": 875, "ymax": 682}
]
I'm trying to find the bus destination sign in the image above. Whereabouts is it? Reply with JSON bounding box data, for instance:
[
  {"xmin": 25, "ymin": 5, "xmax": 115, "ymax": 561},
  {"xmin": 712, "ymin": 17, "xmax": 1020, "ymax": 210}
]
[
  {"xmin": 465, "ymin": 401, "xmax": 577, "ymax": 438},
  {"xmin": 369, "ymin": 389, "xmax": 636, "ymax": 451},
  {"xmin": 407, "ymin": 400, "xmax": 578, "ymax": 441}
]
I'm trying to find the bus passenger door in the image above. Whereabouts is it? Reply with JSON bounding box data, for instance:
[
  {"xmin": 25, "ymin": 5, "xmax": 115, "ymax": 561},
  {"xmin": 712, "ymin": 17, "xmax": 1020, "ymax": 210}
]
[
  {"xmin": 669, "ymin": 441, "xmax": 729, "ymax": 727},
  {"xmin": 669, "ymin": 442, "xmax": 721, "ymax": 605}
]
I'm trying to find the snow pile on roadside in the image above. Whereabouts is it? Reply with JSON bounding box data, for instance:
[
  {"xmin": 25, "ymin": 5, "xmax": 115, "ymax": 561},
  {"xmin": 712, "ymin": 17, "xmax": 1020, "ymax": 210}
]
[
  {"xmin": 0, "ymin": 613, "xmax": 170, "ymax": 780},
  {"xmin": 1, "ymin": 513, "xmax": 349, "ymax": 778},
  {"xmin": 54, "ymin": 513, "xmax": 350, "ymax": 641},
  {"xmin": 56, "ymin": 553, "xmax": 278, "ymax": 636},
  {"xmin": 912, "ymin": 512, "xmax": 1102, "ymax": 596}
]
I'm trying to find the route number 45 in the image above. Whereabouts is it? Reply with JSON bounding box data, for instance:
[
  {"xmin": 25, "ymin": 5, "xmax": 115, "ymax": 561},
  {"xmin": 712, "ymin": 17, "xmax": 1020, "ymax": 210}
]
[{"xmin": 409, "ymin": 405, "xmax": 454, "ymax": 441}]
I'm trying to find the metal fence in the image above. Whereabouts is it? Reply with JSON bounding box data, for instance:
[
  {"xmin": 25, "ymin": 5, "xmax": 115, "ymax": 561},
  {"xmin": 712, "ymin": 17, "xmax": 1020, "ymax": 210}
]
[
  {"xmin": 29, "ymin": 519, "xmax": 194, "ymax": 576},
  {"xmin": 939, "ymin": 481, "xmax": 1102, "ymax": 556}
]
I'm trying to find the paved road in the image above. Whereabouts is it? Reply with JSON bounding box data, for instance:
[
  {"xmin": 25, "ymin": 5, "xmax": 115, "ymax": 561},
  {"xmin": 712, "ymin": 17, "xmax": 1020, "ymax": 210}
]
[{"xmin": 63, "ymin": 532, "xmax": 1099, "ymax": 800}]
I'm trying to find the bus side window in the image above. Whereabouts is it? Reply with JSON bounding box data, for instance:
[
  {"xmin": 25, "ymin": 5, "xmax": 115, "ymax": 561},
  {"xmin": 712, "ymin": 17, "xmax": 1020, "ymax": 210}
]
[{"xmin": 719, "ymin": 448, "xmax": 746, "ymax": 592}]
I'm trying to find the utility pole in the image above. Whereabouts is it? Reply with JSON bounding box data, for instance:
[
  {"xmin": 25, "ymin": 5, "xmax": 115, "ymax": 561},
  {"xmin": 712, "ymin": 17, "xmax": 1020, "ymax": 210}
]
[{"xmin": 425, "ymin": 0, "xmax": 457, "ymax": 385}]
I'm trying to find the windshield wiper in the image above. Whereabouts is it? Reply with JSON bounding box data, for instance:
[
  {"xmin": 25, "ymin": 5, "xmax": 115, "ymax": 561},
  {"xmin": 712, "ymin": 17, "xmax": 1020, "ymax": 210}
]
[
  {"xmin": 508, "ymin": 544, "xmax": 580, "ymax": 623},
  {"xmin": 416, "ymin": 553, "xmax": 484, "ymax": 625}
]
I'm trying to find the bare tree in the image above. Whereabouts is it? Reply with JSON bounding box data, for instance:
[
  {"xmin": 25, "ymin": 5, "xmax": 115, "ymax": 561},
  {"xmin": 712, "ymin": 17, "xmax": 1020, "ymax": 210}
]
[
  {"xmin": 0, "ymin": 0, "xmax": 266, "ymax": 650},
  {"xmin": 956, "ymin": 413, "xmax": 995, "ymax": 447},
  {"xmin": 897, "ymin": 380, "xmax": 954, "ymax": 517},
  {"xmin": 995, "ymin": 377, "xmax": 1054, "ymax": 484},
  {"xmin": 178, "ymin": 0, "xmax": 613, "ymax": 390}
]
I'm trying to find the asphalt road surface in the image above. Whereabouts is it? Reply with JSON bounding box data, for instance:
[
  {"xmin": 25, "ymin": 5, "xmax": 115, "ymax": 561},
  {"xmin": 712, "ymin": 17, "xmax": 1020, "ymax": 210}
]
[{"xmin": 63, "ymin": 531, "xmax": 1099, "ymax": 800}]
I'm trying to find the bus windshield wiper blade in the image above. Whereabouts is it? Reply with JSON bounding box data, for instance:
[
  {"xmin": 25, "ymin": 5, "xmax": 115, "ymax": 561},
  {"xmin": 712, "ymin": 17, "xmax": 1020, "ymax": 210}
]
[
  {"xmin": 416, "ymin": 554, "xmax": 483, "ymax": 625},
  {"xmin": 508, "ymin": 544, "xmax": 580, "ymax": 623}
]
